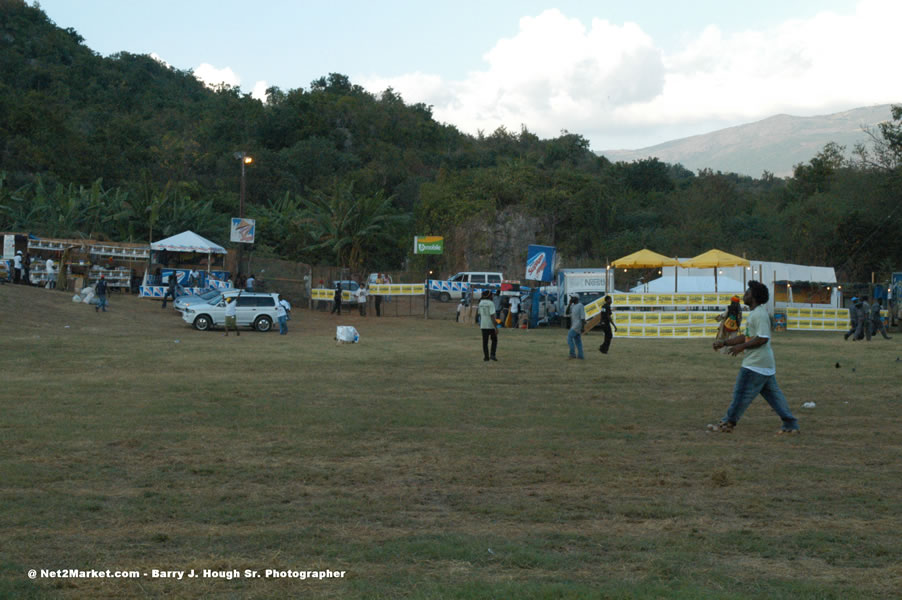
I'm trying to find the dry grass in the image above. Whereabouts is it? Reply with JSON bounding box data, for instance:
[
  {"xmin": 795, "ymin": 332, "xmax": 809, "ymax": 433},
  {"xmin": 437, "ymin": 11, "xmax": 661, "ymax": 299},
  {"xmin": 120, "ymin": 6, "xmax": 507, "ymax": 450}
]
[{"xmin": 1, "ymin": 283, "xmax": 901, "ymax": 599}]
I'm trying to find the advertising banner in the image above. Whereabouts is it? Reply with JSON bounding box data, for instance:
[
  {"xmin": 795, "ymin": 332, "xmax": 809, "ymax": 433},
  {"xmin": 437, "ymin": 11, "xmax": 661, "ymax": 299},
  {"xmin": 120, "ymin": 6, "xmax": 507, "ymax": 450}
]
[
  {"xmin": 414, "ymin": 236, "xmax": 444, "ymax": 255},
  {"xmin": 525, "ymin": 244, "xmax": 555, "ymax": 281},
  {"xmin": 230, "ymin": 218, "xmax": 256, "ymax": 243}
]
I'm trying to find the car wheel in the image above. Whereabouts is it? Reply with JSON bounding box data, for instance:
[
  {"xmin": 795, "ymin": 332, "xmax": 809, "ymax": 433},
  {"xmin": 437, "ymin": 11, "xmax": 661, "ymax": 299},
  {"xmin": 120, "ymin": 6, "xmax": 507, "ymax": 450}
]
[
  {"xmin": 439, "ymin": 292, "xmax": 451, "ymax": 302},
  {"xmin": 194, "ymin": 314, "xmax": 213, "ymax": 331},
  {"xmin": 254, "ymin": 315, "xmax": 273, "ymax": 332}
]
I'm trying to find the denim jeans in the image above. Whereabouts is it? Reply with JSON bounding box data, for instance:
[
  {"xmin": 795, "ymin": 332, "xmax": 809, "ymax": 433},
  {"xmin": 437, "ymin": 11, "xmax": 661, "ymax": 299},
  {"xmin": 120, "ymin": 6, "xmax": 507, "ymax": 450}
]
[
  {"xmin": 96, "ymin": 296, "xmax": 107, "ymax": 312},
  {"xmin": 567, "ymin": 329, "xmax": 584, "ymax": 358},
  {"xmin": 278, "ymin": 315, "xmax": 287, "ymax": 335},
  {"xmin": 725, "ymin": 368, "xmax": 798, "ymax": 430}
]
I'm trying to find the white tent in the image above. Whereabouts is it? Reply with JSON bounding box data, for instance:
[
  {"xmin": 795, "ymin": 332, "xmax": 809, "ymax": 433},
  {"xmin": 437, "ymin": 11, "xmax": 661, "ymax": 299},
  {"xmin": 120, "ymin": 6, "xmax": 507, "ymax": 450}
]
[
  {"xmin": 631, "ymin": 275, "xmax": 744, "ymax": 294},
  {"xmin": 150, "ymin": 230, "xmax": 226, "ymax": 254}
]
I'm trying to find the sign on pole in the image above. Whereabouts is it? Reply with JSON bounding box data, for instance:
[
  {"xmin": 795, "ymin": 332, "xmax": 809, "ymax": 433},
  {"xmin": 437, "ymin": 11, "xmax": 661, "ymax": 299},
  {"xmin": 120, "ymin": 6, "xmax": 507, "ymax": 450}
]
[
  {"xmin": 526, "ymin": 244, "xmax": 555, "ymax": 281},
  {"xmin": 414, "ymin": 236, "xmax": 444, "ymax": 255},
  {"xmin": 230, "ymin": 218, "xmax": 256, "ymax": 243}
]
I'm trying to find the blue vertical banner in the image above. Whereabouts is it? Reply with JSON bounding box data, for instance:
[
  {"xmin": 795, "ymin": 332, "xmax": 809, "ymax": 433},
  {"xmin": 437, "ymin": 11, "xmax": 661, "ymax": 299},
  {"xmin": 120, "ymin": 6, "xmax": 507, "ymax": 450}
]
[{"xmin": 526, "ymin": 245, "xmax": 555, "ymax": 282}]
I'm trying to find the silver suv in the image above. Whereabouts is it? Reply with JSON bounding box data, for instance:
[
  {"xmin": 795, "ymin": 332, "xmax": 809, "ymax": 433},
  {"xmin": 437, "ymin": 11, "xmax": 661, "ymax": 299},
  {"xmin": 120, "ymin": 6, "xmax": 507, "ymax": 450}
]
[{"xmin": 181, "ymin": 291, "xmax": 280, "ymax": 332}]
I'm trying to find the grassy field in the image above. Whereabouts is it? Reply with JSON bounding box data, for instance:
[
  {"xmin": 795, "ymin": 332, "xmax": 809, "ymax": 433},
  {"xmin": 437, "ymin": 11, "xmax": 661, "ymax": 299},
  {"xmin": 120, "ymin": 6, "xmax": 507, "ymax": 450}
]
[{"xmin": 1, "ymin": 284, "xmax": 901, "ymax": 599}]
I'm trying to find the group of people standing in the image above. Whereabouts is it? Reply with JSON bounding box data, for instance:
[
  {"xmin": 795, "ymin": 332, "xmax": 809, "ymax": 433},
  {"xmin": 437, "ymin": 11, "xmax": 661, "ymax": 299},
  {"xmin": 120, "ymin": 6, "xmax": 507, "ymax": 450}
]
[
  {"xmin": 844, "ymin": 296, "xmax": 892, "ymax": 341},
  {"xmin": 6, "ymin": 251, "xmax": 57, "ymax": 288},
  {"xmin": 330, "ymin": 282, "xmax": 372, "ymax": 316},
  {"xmin": 564, "ymin": 294, "xmax": 616, "ymax": 359}
]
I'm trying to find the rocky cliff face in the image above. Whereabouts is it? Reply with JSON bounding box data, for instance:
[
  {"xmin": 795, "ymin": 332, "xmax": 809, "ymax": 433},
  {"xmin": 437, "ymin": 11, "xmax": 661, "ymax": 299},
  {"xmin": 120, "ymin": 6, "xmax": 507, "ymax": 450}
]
[{"xmin": 446, "ymin": 207, "xmax": 547, "ymax": 279}]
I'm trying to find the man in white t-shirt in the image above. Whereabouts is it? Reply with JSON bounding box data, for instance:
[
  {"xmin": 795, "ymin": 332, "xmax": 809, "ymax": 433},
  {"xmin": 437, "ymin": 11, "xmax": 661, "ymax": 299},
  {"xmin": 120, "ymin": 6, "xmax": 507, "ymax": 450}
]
[
  {"xmin": 46, "ymin": 258, "xmax": 57, "ymax": 289},
  {"xmin": 275, "ymin": 296, "xmax": 288, "ymax": 335},
  {"xmin": 509, "ymin": 294, "xmax": 520, "ymax": 328},
  {"xmin": 224, "ymin": 296, "xmax": 239, "ymax": 336},
  {"xmin": 357, "ymin": 285, "xmax": 367, "ymax": 316},
  {"xmin": 12, "ymin": 251, "xmax": 23, "ymax": 284},
  {"xmin": 708, "ymin": 281, "xmax": 799, "ymax": 434}
]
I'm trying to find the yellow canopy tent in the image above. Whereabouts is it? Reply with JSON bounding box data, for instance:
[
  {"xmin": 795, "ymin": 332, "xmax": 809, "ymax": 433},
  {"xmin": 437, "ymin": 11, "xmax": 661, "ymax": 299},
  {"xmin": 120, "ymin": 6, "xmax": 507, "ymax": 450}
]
[
  {"xmin": 681, "ymin": 249, "xmax": 750, "ymax": 292},
  {"xmin": 611, "ymin": 249, "xmax": 683, "ymax": 292}
]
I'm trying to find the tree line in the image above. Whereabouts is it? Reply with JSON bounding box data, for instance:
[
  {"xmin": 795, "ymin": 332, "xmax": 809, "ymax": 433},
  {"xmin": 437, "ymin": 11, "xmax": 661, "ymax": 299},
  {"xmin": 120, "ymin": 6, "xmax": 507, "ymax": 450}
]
[{"xmin": 1, "ymin": 1, "xmax": 901, "ymax": 281}]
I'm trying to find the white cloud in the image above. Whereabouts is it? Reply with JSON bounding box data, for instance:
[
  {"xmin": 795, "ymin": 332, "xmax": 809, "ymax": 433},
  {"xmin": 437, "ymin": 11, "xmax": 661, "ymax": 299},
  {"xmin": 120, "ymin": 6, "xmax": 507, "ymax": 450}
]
[
  {"xmin": 149, "ymin": 53, "xmax": 172, "ymax": 69},
  {"xmin": 251, "ymin": 80, "xmax": 269, "ymax": 102},
  {"xmin": 193, "ymin": 63, "xmax": 241, "ymax": 89},
  {"xmin": 360, "ymin": 1, "xmax": 902, "ymax": 149}
]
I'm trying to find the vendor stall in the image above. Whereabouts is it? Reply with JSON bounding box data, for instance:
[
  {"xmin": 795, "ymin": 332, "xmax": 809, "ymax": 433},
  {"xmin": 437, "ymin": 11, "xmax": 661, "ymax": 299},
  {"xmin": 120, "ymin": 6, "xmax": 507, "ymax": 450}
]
[
  {"xmin": 21, "ymin": 236, "xmax": 148, "ymax": 291},
  {"xmin": 141, "ymin": 231, "xmax": 231, "ymax": 299}
]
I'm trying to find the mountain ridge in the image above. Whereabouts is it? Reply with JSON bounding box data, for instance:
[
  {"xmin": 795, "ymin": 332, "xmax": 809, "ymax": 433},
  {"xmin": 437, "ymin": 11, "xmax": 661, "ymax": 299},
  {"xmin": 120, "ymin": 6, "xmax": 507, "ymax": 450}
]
[{"xmin": 598, "ymin": 105, "xmax": 895, "ymax": 177}]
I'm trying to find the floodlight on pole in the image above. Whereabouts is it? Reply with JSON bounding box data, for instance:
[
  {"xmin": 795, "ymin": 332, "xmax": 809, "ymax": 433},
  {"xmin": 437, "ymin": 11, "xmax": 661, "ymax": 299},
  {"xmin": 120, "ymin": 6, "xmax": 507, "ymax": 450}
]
[{"xmin": 235, "ymin": 151, "xmax": 253, "ymax": 218}]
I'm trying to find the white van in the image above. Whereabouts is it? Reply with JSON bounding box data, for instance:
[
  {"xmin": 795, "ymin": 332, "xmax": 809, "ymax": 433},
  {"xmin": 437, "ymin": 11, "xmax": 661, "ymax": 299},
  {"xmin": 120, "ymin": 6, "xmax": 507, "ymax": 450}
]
[
  {"xmin": 432, "ymin": 272, "xmax": 503, "ymax": 302},
  {"xmin": 181, "ymin": 291, "xmax": 281, "ymax": 332}
]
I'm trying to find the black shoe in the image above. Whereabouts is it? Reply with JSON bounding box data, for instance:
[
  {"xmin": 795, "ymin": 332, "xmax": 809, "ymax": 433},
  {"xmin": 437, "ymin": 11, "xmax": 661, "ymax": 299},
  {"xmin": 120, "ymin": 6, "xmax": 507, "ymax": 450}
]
[
  {"xmin": 490, "ymin": 356, "xmax": 497, "ymax": 361},
  {"xmin": 484, "ymin": 357, "xmax": 490, "ymax": 361}
]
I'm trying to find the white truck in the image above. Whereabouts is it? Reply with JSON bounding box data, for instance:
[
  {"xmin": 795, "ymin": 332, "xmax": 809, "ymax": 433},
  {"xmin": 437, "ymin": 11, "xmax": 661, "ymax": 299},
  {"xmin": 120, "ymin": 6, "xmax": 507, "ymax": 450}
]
[{"xmin": 556, "ymin": 268, "xmax": 611, "ymax": 314}]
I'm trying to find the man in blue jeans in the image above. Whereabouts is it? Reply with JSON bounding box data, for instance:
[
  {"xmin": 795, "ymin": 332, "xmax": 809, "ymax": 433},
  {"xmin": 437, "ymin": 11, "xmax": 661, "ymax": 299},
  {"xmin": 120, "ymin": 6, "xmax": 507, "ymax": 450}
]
[
  {"xmin": 708, "ymin": 281, "xmax": 799, "ymax": 434},
  {"xmin": 567, "ymin": 295, "xmax": 585, "ymax": 359}
]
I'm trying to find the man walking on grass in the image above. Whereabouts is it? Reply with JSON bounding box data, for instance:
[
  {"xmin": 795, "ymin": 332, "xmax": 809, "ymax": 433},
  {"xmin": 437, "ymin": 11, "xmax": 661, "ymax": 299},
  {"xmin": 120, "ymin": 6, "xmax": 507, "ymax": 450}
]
[
  {"xmin": 567, "ymin": 295, "xmax": 585, "ymax": 359},
  {"xmin": 598, "ymin": 295, "xmax": 617, "ymax": 354},
  {"xmin": 708, "ymin": 281, "xmax": 799, "ymax": 435},
  {"xmin": 95, "ymin": 275, "xmax": 108, "ymax": 312},
  {"xmin": 477, "ymin": 290, "xmax": 498, "ymax": 361}
]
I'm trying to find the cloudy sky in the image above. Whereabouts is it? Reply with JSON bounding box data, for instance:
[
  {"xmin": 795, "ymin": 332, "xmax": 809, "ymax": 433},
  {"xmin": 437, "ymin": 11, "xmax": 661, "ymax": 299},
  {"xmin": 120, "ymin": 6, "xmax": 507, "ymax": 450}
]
[{"xmin": 37, "ymin": 0, "xmax": 901, "ymax": 150}]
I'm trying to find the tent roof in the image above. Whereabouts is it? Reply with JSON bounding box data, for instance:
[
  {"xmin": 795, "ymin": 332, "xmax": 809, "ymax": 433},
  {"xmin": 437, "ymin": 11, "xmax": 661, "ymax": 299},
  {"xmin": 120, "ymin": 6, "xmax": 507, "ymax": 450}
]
[
  {"xmin": 150, "ymin": 231, "xmax": 226, "ymax": 254},
  {"xmin": 611, "ymin": 248, "xmax": 681, "ymax": 268},
  {"xmin": 681, "ymin": 249, "xmax": 749, "ymax": 268}
]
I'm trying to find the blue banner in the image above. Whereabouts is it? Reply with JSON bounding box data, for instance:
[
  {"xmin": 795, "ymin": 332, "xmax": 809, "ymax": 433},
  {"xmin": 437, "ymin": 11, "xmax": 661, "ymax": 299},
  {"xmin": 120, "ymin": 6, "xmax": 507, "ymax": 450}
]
[{"xmin": 526, "ymin": 245, "xmax": 555, "ymax": 282}]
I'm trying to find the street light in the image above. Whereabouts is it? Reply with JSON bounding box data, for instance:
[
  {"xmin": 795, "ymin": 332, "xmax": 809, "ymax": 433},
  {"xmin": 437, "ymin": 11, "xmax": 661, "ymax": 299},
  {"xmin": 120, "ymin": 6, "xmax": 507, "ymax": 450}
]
[
  {"xmin": 234, "ymin": 152, "xmax": 253, "ymax": 218},
  {"xmin": 234, "ymin": 152, "xmax": 253, "ymax": 277}
]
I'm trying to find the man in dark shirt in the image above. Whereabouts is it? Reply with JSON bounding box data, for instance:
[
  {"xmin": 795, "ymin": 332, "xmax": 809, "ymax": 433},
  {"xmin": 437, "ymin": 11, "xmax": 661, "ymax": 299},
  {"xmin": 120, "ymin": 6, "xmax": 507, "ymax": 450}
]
[
  {"xmin": 95, "ymin": 275, "xmax": 108, "ymax": 312},
  {"xmin": 161, "ymin": 271, "xmax": 178, "ymax": 309},
  {"xmin": 598, "ymin": 295, "xmax": 617, "ymax": 354}
]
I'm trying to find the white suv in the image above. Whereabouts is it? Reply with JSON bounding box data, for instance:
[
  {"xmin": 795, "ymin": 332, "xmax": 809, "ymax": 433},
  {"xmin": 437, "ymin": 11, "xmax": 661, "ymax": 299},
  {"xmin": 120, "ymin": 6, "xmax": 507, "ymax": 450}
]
[{"xmin": 181, "ymin": 291, "xmax": 280, "ymax": 332}]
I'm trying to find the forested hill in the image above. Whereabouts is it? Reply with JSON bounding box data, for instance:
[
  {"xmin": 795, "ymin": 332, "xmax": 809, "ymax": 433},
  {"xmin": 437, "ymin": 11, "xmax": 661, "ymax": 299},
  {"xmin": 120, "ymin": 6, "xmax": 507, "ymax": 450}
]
[{"xmin": 2, "ymin": 1, "xmax": 902, "ymax": 281}]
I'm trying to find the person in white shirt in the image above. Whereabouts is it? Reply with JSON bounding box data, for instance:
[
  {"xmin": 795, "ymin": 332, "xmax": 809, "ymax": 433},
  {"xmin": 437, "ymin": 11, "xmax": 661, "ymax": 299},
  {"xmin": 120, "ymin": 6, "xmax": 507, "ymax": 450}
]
[
  {"xmin": 279, "ymin": 297, "xmax": 292, "ymax": 320},
  {"xmin": 12, "ymin": 251, "xmax": 23, "ymax": 284},
  {"xmin": 709, "ymin": 281, "xmax": 799, "ymax": 434},
  {"xmin": 509, "ymin": 294, "xmax": 520, "ymax": 328},
  {"xmin": 275, "ymin": 296, "xmax": 288, "ymax": 335},
  {"xmin": 567, "ymin": 295, "xmax": 586, "ymax": 359},
  {"xmin": 224, "ymin": 296, "xmax": 239, "ymax": 336},
  {"xmin": 46, "ymin": 257, "xmax": 57, "ymax": 289},
  {"xmin": 357, "ymin": 285, "xmax": 367, "ymax": 316}
]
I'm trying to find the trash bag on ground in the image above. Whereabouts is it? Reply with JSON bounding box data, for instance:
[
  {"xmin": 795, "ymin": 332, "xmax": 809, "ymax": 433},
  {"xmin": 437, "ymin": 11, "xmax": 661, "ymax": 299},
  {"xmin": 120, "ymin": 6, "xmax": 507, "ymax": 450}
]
[{"xmin": 335, "ymin": 326, "xmax": 360, "ymax": 343}]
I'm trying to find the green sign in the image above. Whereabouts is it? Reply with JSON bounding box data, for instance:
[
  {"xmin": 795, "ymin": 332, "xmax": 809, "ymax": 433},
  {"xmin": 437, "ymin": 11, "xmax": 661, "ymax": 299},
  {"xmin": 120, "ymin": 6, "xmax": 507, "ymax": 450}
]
[{"xmin": 414, "ymin": 236, "xmax": 443, "ymax": 255}]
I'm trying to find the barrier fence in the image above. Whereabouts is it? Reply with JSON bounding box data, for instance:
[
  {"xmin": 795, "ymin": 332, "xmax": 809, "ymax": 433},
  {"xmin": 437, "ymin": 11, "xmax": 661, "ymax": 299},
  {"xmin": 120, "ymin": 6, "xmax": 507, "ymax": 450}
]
[{"xmin": 311, "ymin": 283, "xmax": 426, "ymax": 317}]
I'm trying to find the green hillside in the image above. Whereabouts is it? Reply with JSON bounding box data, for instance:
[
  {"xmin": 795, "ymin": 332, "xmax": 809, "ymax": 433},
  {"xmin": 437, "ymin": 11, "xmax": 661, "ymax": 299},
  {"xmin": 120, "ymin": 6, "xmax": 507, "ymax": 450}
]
[{"xmin": 2, "ymin": 0, "xmax": 901, "ymax": 281}]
